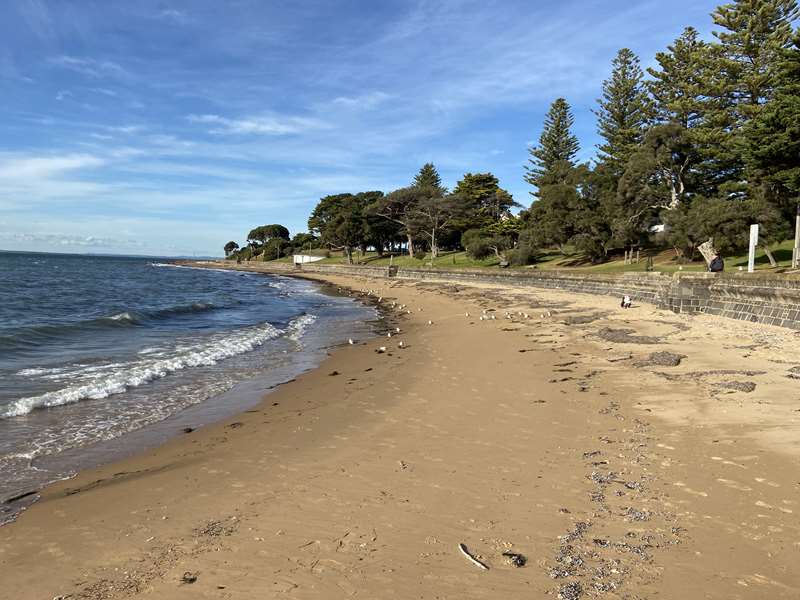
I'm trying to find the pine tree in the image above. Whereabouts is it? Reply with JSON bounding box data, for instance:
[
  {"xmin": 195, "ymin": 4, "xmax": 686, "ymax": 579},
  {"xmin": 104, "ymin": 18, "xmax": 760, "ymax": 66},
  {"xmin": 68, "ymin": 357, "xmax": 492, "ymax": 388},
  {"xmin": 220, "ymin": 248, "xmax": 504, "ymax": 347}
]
[
  {"xmin": 413, "ymin": 163, "xmax": 446, "ymax": 193},
  {"xmin": 593, "ymin": 48, "xmax": 652, "ymax": 175},
  {"xmin": 525, "ymin": 98, "xmax": 580, "ymax": 192},
  {"xmin": 700, "ymin": 0, "xmax": 800, "ymax": 199},
  {"xmin": 713, "ymin": 0, "xmax": 799, "ymax": 121},
  {"xmin": 745, "ymin": 32, "xmax": 800, "ymax": 197},
  {"xmin": 648, "ymin": 27, "xmax": 709, "ymax": 129}
]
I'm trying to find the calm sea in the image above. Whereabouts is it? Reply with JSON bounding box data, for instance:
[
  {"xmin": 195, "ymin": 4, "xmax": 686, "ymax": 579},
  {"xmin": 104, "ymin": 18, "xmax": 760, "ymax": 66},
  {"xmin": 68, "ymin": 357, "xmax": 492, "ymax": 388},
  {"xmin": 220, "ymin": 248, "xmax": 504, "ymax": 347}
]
[{"xmin": 0, "ymin": 252, "xmax": 376, "ymax": 522}]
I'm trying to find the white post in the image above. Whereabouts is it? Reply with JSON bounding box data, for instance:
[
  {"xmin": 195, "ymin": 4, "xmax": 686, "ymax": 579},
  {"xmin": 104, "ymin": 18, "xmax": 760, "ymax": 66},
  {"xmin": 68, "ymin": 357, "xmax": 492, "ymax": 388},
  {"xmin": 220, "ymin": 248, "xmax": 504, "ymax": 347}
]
[
  {"xmin": 748, "ymin": 224, "xmax": 759, "ymax": 273},
  {"xmin": 793, "ymin": 204, "xmax": 800, "ymax": 269}
]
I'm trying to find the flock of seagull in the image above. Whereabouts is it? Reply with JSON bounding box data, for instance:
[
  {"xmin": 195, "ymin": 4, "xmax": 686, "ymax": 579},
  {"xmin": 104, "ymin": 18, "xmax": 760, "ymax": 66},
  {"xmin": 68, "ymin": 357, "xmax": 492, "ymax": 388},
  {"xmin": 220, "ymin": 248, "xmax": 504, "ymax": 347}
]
[{"xmin": 340, "ymin": 285, "xmax": 554, "ymax": 355}]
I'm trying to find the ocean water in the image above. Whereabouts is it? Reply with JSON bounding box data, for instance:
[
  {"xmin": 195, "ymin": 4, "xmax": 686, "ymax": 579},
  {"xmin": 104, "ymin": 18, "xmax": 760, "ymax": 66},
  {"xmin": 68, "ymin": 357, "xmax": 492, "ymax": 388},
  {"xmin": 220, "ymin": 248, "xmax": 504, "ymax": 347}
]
[{"xmin": 0, "ymin": 252, "xmax": 376, "ymax": 522}]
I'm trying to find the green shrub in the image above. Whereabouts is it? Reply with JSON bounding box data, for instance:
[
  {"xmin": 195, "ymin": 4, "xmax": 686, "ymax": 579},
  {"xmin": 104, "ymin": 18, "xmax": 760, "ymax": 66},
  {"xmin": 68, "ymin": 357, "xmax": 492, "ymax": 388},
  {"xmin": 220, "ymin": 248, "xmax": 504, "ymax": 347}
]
[
  {"xmin": 510, "ymin": 231, "xmax": 538, "ymax": 266},
  {"xmin": 413, "ymin": 250, "xmax": 427, "ymax": 260}
]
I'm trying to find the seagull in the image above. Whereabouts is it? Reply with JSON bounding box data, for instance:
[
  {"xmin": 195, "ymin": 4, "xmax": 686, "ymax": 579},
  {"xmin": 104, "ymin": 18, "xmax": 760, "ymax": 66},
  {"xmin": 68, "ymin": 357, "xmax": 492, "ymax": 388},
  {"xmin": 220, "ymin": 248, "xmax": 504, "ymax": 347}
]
[
  {"xmin": 465, "ymin": 312, "xmax": 470, "ymax": 317},
  {"xmin": 348, "ymin": 338, "xmax": 354, "ymax": 345},
  {"xmin": 427, "ymin": 320, "xmax": 433, "ymax": 325},
  {"xmin": 490, "ymin": 315, "xmax": 496, "ymax": 320},
  {"xmin": 377, "ymin": 346, "xmax": 387, "ymax": 353},
  {"xmin": 398, "ymin": 341, "xmax": 405, "ymax": 348},
  {"xmin": 395, "ymin": 327, "xmax": 401, "ymax": 333},
  {"xmin": 387, "ymin": 332, "xmax": 392, "ymax": 338},
  {"xmin": 479, "ymin": 316, "xmax": 485, "ymax": 321}
]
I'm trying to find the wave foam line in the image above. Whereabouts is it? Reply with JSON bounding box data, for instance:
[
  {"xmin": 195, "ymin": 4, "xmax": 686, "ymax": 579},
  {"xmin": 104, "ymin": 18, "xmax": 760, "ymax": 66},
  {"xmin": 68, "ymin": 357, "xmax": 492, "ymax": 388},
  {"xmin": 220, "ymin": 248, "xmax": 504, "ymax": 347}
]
[{"xmin": 2, "ymin": 321, "xmax": 286, "ymax": 419}]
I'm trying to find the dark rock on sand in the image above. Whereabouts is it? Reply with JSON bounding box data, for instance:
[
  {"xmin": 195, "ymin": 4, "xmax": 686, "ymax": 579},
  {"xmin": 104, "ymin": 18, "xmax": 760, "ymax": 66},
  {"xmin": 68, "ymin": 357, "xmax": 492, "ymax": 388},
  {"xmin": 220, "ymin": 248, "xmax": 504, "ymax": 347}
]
[
  {"xmin": 716, "ymin": 380, "xmax": 757, "ymax": 393},
  {"xmin": 558, "ymin": 581, "xmax": 583, "ymax": 600},
  {"xmin": 634, "ymin": 351, "xmax": 686, "ymax": 368},
  {"xmin": 598, "ymin": 328, "xmax": 661, "ymax": 345}
]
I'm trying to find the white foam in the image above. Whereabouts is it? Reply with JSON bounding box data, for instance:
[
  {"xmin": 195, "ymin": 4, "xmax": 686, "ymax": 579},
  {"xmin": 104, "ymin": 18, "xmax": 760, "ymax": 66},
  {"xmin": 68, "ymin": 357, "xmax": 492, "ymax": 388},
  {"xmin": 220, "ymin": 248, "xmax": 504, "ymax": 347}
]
[
  {"xmin": 108, "ymin": 312, "xmax": 135, "ymax": 322},
  {"xmin": 16, "ymin": 366, "xmax": 68, "ymax": 377},
  {"xmin": 286, "ymin": 314, "xmax": 317, "ymax": 341},
  {"xmin": 3, "ymin": 321, "xmax": 285, "ymax": 418}
]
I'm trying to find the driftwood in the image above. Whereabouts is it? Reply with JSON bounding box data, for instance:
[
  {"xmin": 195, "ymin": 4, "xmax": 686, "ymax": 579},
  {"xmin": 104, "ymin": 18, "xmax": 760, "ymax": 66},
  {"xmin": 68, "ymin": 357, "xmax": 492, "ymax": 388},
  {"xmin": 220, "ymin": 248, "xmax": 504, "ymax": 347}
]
[
  {"xmin": 697, "ymin": 239, "xmax": 719, "ymax": 266},
  {"xmin": 458, "ymin": 543, "xmax": 489, "ymax": 570}
]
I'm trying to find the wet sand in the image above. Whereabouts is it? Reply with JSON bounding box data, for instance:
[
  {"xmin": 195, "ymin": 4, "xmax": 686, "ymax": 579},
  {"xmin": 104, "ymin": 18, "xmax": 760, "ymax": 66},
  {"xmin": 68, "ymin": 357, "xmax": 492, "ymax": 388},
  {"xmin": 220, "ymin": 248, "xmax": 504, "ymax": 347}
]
[{"xmin": 1, "ymin": 269, "xmax": 799, "ymax": 599}]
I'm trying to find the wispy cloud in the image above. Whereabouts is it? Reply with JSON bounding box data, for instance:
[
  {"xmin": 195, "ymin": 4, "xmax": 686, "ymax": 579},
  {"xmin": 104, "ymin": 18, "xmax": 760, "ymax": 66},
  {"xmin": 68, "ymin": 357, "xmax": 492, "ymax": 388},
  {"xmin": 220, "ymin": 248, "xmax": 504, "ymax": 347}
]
[
  {"xmin": 159, "ymin": 9, "xmax": 187, "ymax": 22},
  {"xmin": 187, "ymin": 113, "xmax": 329, "ymax": 136},
  {"xmin": 0, "ymin": 153, "xmax": 105, "ymax": 179},
  {"xmin": 89, "ymin": 87, "xmax": 117, "ymax": 97},
  {"xmin": 331, "ymin": 91, "xmax": 391, "ymax": 110},
  {"xmin": 0, "ymin": 231, "xmax": 143, "ymax": 249},
  {"xmin": 50, "ymin": 55, "xmax": 129, "ymax": 79}
]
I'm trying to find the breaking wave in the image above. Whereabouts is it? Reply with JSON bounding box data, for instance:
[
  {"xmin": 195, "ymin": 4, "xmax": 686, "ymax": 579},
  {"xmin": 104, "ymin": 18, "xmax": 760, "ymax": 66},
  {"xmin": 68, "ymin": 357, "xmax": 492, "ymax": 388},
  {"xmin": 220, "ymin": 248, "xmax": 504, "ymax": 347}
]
[{"xmin": 2, "ymin": 314, "xmax": 317, "ymax": 419}]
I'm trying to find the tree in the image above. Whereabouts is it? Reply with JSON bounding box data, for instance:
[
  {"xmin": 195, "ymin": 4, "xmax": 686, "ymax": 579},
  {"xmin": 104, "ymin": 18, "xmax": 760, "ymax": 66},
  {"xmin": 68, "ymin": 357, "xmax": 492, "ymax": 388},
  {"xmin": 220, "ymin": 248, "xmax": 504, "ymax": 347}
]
[
  {"xmin": 745, "ymin": 31, "xmax": 800, "ymax": 197},
  {"xmin": 308, "ymin": 194, "xmax": 368, "ymax": 264},
  {"xmin": 373, "ymin": 187, "xmax": 420, "ymax": 256},
  {"xmin": 290, "ymin": 232, "xmax": 318, "ymax": 251},
  {"xmin": 413, "ymin": 163, "xmax": 447, "ymax": 193},
  {"xmin": 247, "ymin": 224, "xmax": 290, "ymax": 246},
  {"xmin": 594, "ymin": 48, "xmax": 652, "ymax": 175},
  {"xmin": 525, "ymin": 98, "xmax": 580, "ymax": 192},
  {"xmin": 618, "ymin": 123, "xmax": 698, "ymax": 217},
  {"xmin": 699, "ymin": 0, "xmax": 800, "ymax": 199},
  {"xmin": 406, "ymin": 194, "xmax": 467, "ymax": 258},
  {"xmin": 648, "ymin": 27, "xmax": 710, "ymax": 129},
  {"xmin": 223, "ymin": 241, "xmax": 239, "ymax": 257},
  {"xmin": 647, "ymin": 26, "xmax": 732, "ymax": 199},
  {"xmin": 527, "ymin": 173, "xmax": 581, "ymax": 254},
  {"xmin": 263, "ymin": 237, "xmax": 289, "ymax": 260},
  {"xmin": 453, "ymin": 172, "xmax": 519, "ymax": 225},
  {"xmin": 713, "ymin": 0, "xmax": 799, "ymax": 121}
]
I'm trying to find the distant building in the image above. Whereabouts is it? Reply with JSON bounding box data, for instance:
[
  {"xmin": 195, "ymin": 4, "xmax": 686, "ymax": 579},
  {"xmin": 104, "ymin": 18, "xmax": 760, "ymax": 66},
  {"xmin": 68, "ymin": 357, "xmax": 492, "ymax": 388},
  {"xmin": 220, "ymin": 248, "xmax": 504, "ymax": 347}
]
[{"xmin": 293, "ymin": 254, "xmax": 325, "ymax": 265}]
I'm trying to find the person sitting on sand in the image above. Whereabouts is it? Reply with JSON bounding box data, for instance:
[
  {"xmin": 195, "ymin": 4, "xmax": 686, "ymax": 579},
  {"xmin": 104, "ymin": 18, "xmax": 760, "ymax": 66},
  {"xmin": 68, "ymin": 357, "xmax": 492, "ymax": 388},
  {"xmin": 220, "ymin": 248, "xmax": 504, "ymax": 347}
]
[{"xmin": 620, "ymin": 295, "xmax": 632, "ymax": 309}]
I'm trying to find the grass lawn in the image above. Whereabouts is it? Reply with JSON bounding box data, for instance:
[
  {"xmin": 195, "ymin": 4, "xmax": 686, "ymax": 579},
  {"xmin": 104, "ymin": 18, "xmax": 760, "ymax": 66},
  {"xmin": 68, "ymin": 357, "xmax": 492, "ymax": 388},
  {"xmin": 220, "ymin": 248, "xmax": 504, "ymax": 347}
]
[{"xmin": 245, "ymin": 239, "xmax": 799, "ymax": 274}]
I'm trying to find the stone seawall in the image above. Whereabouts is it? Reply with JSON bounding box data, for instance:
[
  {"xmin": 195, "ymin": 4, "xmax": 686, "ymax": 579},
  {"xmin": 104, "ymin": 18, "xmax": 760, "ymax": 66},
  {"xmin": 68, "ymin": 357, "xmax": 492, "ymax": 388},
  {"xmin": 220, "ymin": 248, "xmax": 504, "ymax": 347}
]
[{"xmin": 200, "ymin": 261, "xmax": 800, "ymax": 330}]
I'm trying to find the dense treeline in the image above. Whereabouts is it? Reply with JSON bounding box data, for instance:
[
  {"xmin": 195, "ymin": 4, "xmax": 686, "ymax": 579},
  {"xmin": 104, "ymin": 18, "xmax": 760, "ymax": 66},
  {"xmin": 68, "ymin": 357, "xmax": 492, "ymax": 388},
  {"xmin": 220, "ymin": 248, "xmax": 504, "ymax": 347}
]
[
  {"xmin": 227, "ymin": 0, "xmax": 800, "ymax": 268},
  {"xmin": 227, "ymin": 162, "xmax": 523, "ymax": 264}
]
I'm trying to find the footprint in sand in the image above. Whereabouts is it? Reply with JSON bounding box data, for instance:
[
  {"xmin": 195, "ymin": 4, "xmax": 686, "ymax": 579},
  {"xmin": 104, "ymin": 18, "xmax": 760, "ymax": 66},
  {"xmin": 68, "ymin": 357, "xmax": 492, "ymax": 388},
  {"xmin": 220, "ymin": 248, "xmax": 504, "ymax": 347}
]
[
  {"xmin": 754, "ymin": 477, "xmax": 781, "ymax": 488},
  {"xmin": 710, "ymin": 456, "xmax": 747, "ymax": 469},
  {"xmin": 716, "ymin": 478, "xmax": 752, "ymax": 492},
  {"xmin": 674, "ymin": 482, "xmax": 709, "ymax": 497}
]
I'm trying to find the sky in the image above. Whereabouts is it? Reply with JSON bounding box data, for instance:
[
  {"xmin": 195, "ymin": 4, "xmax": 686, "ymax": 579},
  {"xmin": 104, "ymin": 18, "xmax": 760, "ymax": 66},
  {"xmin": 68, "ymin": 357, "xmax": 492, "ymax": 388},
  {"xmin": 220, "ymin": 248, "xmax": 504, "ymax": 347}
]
[{"xmin": 0, "ymin": 0, "xmax": 723, "ymax": 257}]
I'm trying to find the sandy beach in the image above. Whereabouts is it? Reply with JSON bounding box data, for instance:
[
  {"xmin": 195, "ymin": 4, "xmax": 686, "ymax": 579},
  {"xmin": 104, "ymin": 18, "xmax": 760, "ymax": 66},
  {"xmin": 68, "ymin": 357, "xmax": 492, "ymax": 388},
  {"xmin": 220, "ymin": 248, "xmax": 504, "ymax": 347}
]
[{"xmin": 2, "ymin": 267, "xmax": 799, "ymax": 599}]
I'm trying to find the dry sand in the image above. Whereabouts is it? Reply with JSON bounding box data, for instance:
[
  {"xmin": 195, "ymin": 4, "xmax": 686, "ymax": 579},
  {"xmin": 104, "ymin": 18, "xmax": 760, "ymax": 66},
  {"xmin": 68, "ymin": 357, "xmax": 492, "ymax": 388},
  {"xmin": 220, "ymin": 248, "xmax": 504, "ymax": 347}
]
[{"xmin": 1, "ymin": 268, "xmax": 799, "ymax": 599}]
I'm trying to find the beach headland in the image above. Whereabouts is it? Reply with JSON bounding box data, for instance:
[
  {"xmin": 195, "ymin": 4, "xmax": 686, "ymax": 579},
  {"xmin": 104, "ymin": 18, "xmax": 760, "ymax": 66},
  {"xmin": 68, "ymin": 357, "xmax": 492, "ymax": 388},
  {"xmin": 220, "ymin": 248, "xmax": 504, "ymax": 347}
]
[{"xmin": 1, "ymin": 263, "xmax": 799, "ymax": 599}]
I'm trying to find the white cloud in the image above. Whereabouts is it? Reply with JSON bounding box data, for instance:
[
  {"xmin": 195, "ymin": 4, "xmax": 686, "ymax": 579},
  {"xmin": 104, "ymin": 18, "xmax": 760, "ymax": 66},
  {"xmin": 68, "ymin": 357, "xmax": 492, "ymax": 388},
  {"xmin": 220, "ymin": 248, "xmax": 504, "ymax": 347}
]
[
  {"xmin": 50, "ymin": 55, "xmax": 129, "ymax": 79},
  {"xmin": 89, "ymin": 87, "xmax": 117, "ymax": 97},
  {"xmin": 0, "ymin": 231, "xmax": 142, "ymax": 249},
  {"xmin": 187, "ymin": 113, "xmax": 328, "ymax": 136},
  {"xmin": 0, "ymin": 153, "xmax": 105, "ymax": 179},
  {"xmin": 106, "ymin": 125, "xmax": 145, "ymax": 134},
  {"xmin": 159, "ymin": 9, "xmax": 186, "ymax": 21},
  {"xmin": 55, "ymin": 89, "xmax": 72, "ymax": 101},
  {"xmin": 331, "ymin": 91, "xmax": 390, "ymax": 110}
]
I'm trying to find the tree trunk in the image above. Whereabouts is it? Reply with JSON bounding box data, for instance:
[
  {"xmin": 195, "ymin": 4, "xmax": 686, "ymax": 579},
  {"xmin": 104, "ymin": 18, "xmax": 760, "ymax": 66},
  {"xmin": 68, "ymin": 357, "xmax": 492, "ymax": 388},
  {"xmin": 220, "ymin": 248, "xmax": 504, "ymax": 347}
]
[
  {"xmin": 406, "ymin": 234, "xmax": 414, "ymax": 257},
  {"xmin": 431, "ymin": 228, "xmax": 438, "ymax": 258},
  {"xmin": 345, "ymin": 247, "xmax": 353, "ymax": 264},
  {"xmin": 763, "ymin": 244, "xmax": 777, "ymax": 267}
]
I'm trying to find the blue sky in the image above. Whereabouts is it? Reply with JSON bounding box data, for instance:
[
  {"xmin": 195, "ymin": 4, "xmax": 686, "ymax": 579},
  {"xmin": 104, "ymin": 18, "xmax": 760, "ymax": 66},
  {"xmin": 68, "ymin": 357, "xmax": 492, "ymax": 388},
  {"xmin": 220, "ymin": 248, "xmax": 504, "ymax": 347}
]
[{"xmin": 1, "ymin": 0, "xmax": 722, "ymax": 257}]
